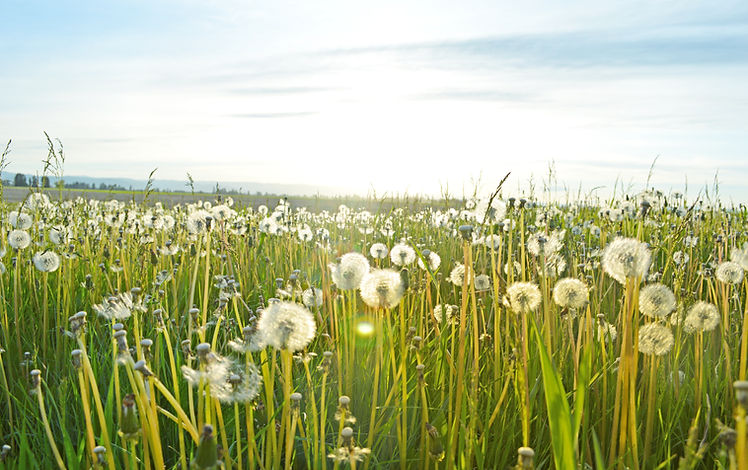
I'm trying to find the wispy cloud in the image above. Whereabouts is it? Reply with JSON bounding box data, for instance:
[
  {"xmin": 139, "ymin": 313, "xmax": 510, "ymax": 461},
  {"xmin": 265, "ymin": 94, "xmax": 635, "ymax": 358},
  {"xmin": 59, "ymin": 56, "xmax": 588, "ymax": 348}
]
[{"xmin": 230, "ymin": 112, "xmax": 317, "ymax": 118}]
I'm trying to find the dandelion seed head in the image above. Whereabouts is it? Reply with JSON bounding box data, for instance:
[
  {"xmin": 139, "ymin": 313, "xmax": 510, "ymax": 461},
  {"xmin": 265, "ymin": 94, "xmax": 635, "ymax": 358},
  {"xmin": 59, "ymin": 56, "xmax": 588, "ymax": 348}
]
[
  {"xmin": 329, "ymin": 253, "xmax": 369, "ymax": 290},
  {"xmin": 601, "ymin": 237, "xmax": 651, "ymax": 284},
  {"xmin": 638, "ymin": 323, "xmax": 674, "ymax": 356},
  {"xmin": 684, "ymin": 301, "xmax": 720, "ymax": 333},
  {"xmin": 256, "ymin": 301, "xmax": 316, "ymax": 352},
  {"xmin": 417, "ymin": 251, "xmax": 441, "ymax": 271},
  {"xmin": 715, "ymin": 261, "xmax": 744, "ymax": 284},
  {"xmin": 369, "ymin": 243, "xmax": 389, "ymax": 259},
  {"xmin": 474, "ymin": 274, "xmax": 491, "ymax": 292},
  {"xmin": 302, "ymin": 287, "xmax": 324, "ymax": 308},
  {"xmin": 359, "ymin": 269, "xmax": 406, "ymax": 309},
  {"xmin": 433, "ymin": 304, "xmax": 458, "ymax": 323},
  {"xmin": 638, "ymin": 283, "xmax": 676, "ymax": 318},
  {"xmin": 7, "ymin": 230, "xmax": 31, "ymax": 250},
  {"xmin": 390, "ymin": 243, "xmax": 416, "ymax": 266},
  {"xmin": 552, "ymin": 278, "xmax": 589, "ymax": 309},
  {"xmin": 506, "ymin": 282, "xmax": 542, "ymax": 313}
]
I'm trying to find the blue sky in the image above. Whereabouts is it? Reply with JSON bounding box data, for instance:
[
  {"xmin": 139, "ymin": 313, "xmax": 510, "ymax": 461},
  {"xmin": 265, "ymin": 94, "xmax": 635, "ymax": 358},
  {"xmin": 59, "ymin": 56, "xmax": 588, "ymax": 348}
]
[{"xmin": 1, "ymin": 0, "xmax": 747, "ymax": 201}]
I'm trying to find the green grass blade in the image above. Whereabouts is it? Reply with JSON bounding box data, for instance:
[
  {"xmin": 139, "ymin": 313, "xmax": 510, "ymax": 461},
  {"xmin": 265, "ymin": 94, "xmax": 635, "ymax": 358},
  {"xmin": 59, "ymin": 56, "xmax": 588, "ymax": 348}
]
[{"xmin": 530, "ymin": 315, "xmax": 576, "ymax": 469}]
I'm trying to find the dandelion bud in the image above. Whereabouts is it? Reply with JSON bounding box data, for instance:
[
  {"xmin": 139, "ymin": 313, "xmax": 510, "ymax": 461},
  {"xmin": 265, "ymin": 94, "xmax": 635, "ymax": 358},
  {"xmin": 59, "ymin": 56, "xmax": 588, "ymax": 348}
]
[
  {"xmin": 189, "ymin": 307, "xmax": 200, "ymax": 319},
  {"xmin": 339, "ymin": 395, "xmax": 350, "ymax": 407},
  {"xmin": 130, "ymin": 287, "xmax": 142, "ymax": 299},
  {"xmin": 30, "ymin": 369, "xmax": 41, "ymax": 389},
  {"xmin": 275, "ymin": 278, "xmax": 284, "ymax": 289},
  {"xmin": 119, "ymin": 394, "xmax": 140, "ymax": 440},
  {"xmin": 517, "ymin": 446, "xmax": 535, "ymax": 469},
  {"xmin": 112, "ymin": 322, "xmax": 124, "ymax": 332},
  {"xmin": 425, "ymin": 423, "xmax": 445, "ymax": 461},
  {"xmin": 93, "ymin": 445, "xmax": 106, "ymax": 465},
  {"xmin": 341, "ymin": 426, "xmax": 354, "ymax": 447},
  {"xmin": 1, "ymin": 444, "xmax": 11, "ymax": 462},
  {"xmin": 192, "ymin": 424, "xmax": 218, "ymax": 470},
  {"xmin": 290, "ymin": 392, "xmax": 302, "ymax": 416},
  {"xmin": 734, "ymin": 380, "xmax": 748, "ymax": 409},
  {"xmin": 416, "ymin": 363, "xmax": 425, "ymax": 383},
  {"xmin": 196, "ymin": 342, "xmax": 211, "ymax": 361},
  {"xmin": 114, "ymin": 330, "xmax": 129, "ymax": 353},
  {"xmin": 411, "ymin": 335, "xmax": 423, "ymax": 351},
  {"xmin": 85, "ymin": 274, "xmax": 93, "ymax": 290},
  {"xmin": 133, "ymin": 360, "xmax": 154, "ymax": 377},
  {"xmin": 458, "ymin": 225, "xmax": 473, "ymax": 240},
  {"xmin": 181, "ymin": 339, "xmax": 192, "ymax": 357},
  {"xmin": 140, "ymin": 339, "xmax": 153, "ymax": 360},
  {"xmin": 71, "ymin": 349, "xmax": 83, "ymax": 369}
]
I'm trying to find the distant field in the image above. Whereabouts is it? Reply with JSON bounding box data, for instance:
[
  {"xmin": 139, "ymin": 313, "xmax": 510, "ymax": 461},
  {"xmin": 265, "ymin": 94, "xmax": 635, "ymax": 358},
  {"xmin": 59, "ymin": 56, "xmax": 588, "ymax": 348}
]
[{"xmin": 0, "ymin": 186, "xmax": 446, "ymax": 212}]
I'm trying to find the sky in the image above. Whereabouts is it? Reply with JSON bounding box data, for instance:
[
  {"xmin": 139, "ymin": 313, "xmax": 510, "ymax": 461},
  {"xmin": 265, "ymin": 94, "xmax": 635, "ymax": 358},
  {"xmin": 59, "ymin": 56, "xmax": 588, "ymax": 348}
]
[{"xmin": 1, "ymin": 0, "xmax": 747, "ymax": 202}]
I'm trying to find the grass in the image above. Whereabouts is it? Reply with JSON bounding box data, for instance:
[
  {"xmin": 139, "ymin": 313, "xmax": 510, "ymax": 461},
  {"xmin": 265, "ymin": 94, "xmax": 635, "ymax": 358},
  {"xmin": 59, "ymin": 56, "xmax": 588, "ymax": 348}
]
[{"xmin": 0, "ymin": 187, "xmax": 746, "ymax": 469}]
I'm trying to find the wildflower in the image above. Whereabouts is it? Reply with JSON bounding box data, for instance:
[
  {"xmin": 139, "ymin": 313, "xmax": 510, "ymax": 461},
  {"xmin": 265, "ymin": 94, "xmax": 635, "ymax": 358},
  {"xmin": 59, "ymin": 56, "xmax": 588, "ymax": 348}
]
[
  {"xmin": 731, "ymin": 244, "xmax": 748, "ymax": 270},
  {"xmin": 449, "ymin": 263, "xmax": 471, "ymax": 286},
  {"xmin": 7, "ymin": 230, "xmax": 31, "ymax": 250},
  {"xmin": 93, "ymin": 292, "xmax": 145, "ymax": 321},
  {"xmin": 32, "ymin": 251, "xmax": 60, "ymax": 273},
  {"xmin": 638, "ymin": 323, "xmax": 674, "ymax": 356},
  {"xmin": 390, "ymin": 243, "xmax": 416, "ymax": 266},
  {"xmin": 474, "ymin": 274, "xmax": 491, "ymax": 292},
  {"xmin": 505, "ymin": 282, "xmax": 542, "ymax": 313},
  {"xmin": 334, "ymin": 395, "xmax": 357, "ymax": 425},
  {"xmin": 229, "ymin": 324, "xmax": 265, "ymax": 353},
  {"xmin": 638, "ymin": 283, "xmax": 676, "ymax": 318},
  {"xmin": 597, "ymin": 316, "xmax": 618, "ymax": 343},
  {"xmin": 484, "ymin": 234, "xmax": 501, "ymax": 250},
  {"xmin": 425, "ymin": 423, "xmax": 445, "ymax": 461},
  {"xmin": 417, "ymin": 250, "xmax": 441, "ymax": 271},
  {"xmin": 216, "ymin": 365, "xmax": 262, "ymax": 404},
  {"xmin": 118, "ymin": 394, "xmax": 140, "ymax": 440},
  {"xmin": 328, "ymin": 427, "xmax": 371, "ymax": 464},
  {"xmin": 527, "ymin": 230, "xmax": 565, "ymax": 257},
  {"xmin": 673, "ymin": 251, "xmax": 689, "ymax": 266},
  {"xmin": 433, "ymin": 304, "xmax": 458, "ymax": 323},
  {"xmin": 192, "ymin": 424, "xmax": 220, "ymax": 469},
  {"xmin": 302, "ymin": 287, "xmax": 324, "ymax": 308},
  {"xmin": 359, "ymin": 269, "xmax": 406, "ymax": 309},
  {"xmin": 684, "ymin": 301, "xmax": 720, "ymax": 333},
  {"xmin": 186, "ymin": 210, "xmax": 211, "ymax": 234},
  {"xmin": 552, "ymin": 278, "xmax": 589, "ymax": 309},
  {"xmin": 474, "ymin": 197, "xmax": 506, "ymax": 223},
  {"xmin": 715, "ymin": 261, "xmax": 744, "ymax": 285},
  {"xmin": 369, "ymin": 243, "xmax": 389, "ymax": 259},
  {"xmin": 256, "ymin": 301, "xmax": 316, "ymax": 352},
  {"xmin": 329, "ymin": 253, "xmax": 370, "ymax": 290},
  {"xmin": 9, "ymin": 211, "xmax": 32, "ymax": 230},
  {"xmin": 517, "ymin": 447, "xmax": 535, "ymax": 469},
  {"xmin": 601, "ymin": 237, "xmax": 651, "ymax": 284}
]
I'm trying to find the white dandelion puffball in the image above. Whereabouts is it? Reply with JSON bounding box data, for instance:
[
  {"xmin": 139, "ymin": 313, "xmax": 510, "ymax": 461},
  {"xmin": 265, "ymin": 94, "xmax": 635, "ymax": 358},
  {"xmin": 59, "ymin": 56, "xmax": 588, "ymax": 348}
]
[
  {"xmin": 638, "ymin": 323, "xmax": 674, "ymax": 356},
  {"xmin": 684, "ymin": 301, "xmax": 720, "ymax": 333},
  {"xmin": 552, "ymin": 278, "xmax": 589, "ymax": 309},
  {"xmin": 417, "ymin": 251, "xmax": 441, "ymax": 271},
  {"xmin": 390, "ymin": 243, "xmax": 416, "ymax": 266},
  {"xmin": 506, "ymin": 282, "xmax": 542, "ymax": 313},
  {"xmin": 302, "ymin": 288, "xmax": 324, "ymax": 308},
  {"xmin": 33, "ymin": 251, "xmax": 60, "ymax": 273},
  {"xmin": 256, "ymin": 301, "xmax": 316, "ymax": 352},
  {"xmin": 8, "ymin": 230, "xmax": 32, "ymax": 250},
  {"xmin": 329, "ymin": 252, "xmax": 370, "ymax": 290},
  {"xmin": 9, "ymin": 211, "xmax": 32, "ymax": 230},
  {"xmin": 359, "ymin": 269, "xmax": 406, "ymax": 309},
  {"xmin": 638, "ymin": 283, "xmax": 676, "ymax": 318},
  {"xmin": 369, "ymin": 243, "xmax": 389, "ymax": 260},
  {"xmin": 601, "ymin": 237, "xmax": 651, "ymax": 284},
  {"xmin": 715, "ymin": 261, "xmax": 744, "ymax": 285}
]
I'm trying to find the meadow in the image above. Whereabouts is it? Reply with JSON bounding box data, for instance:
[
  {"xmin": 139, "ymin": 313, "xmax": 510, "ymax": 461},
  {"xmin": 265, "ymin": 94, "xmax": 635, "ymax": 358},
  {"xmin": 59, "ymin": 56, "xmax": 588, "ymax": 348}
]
[{"xmin": 0, "ymin": 185, "xmax": 746, "ymax": 469}]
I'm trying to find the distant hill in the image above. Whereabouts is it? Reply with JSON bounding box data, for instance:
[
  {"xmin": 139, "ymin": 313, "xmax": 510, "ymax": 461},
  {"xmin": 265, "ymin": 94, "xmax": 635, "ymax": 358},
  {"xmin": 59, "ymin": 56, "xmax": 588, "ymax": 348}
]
[{"xmin": 5, "ymin": 173, "xmax": 352, "ymax": 198}]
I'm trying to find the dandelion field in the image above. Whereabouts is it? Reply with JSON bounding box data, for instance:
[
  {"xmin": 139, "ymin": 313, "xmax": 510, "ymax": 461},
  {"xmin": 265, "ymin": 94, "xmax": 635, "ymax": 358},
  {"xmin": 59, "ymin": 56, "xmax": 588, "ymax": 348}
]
[{"xmin": 1, "ymin": 186, "xmax": 748, "ymax": 469}]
